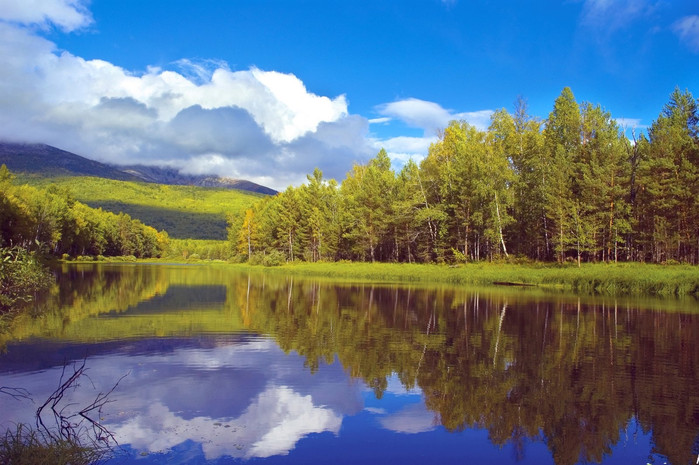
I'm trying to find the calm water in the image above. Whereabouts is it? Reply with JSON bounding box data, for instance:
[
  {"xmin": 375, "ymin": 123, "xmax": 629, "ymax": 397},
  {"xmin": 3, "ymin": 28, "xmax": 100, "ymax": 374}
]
[{"xmin": 1, "ymin": 264, "xmax": 698, "ymax": 465}]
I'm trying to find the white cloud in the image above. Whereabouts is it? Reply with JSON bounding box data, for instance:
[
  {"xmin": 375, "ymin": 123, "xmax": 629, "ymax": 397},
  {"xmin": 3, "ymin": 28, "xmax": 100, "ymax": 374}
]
[
  {"xmin": 673, "ymin": 15, "xmax": 699, "ymax": 53},
  {"xmin": 614, "ymin": 117, "xmax": 643, "ymax": 129},
  {"xmin": 457, "ymin": 110, "xmax": 496, "ymax": 131},
  {"xmin": 377, "ymin": 402, "xmax": 437, "ymax": 434},
  {"xmin": 0, "ymin": 339, "xmax": 361, "ymax": 461},
  {"xmin": 379, "ymin": 135, "xmax": 436, "ymax": 154},
  {"xmin": 0, "ymin": 16, "xmax": 370, "ymax": 190},
  {"xmin": 0, "ymin": 0, "xmax": 92, "ymax": 31},
  {"xmin": 372, "ymin": 101, "xmax": 492, "ymax": 171},
  {"xmin": 579, "ymin": 0, "xmax": 653, "ymax": 31},
  {"xmin": 378, "ymin": 98, "xmax": 453, "ymax": 134},
  {"xmin": 111, "ymin": 387, "xmax": 342, "ymax": 460},
  {"xmin": 377, "ymin": 98, "xmax": 493, "ymax": 134}
]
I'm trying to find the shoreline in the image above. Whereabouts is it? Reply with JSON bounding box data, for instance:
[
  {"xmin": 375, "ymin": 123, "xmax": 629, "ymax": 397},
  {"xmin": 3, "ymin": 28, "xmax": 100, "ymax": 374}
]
[{"xmin": 60, "ymin": 259, "xmax": 699, "ymax": 298}]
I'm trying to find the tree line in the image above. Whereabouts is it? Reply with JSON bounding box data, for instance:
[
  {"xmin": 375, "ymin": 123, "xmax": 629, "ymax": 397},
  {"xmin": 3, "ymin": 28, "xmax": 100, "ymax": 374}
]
[
  {"xmin": 0, "ymin": 166, "xmax": 168, "ymax": 259},
  {"xmin": 230, "ymin": 87, "xmax": 698, "ymax": 264}
]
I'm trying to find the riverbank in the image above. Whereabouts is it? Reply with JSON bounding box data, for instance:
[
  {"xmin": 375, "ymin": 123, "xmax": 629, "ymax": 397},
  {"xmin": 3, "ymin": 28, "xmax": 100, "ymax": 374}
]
[
  {"xmin": 225, "ymin": 261, "xmax": 699, "ymax": 298},
  {"xmin": 60, "ymin": 258, "xmax": 699, "ymax": 298}
]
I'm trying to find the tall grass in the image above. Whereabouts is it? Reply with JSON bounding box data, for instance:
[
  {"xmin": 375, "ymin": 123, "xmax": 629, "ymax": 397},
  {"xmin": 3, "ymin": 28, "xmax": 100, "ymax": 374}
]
[
  {"xmin": 234, "ymin": 261, "xmax": 699, "ymax": 298},
  {"xmin": 0, "ymin": 424, "xmax": 105, "ymax": 465}
]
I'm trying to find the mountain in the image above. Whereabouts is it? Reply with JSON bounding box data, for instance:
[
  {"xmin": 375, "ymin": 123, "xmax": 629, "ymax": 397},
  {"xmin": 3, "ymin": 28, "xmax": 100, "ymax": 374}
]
[
  {"xmin": 0, "ymin": 141, "xmax": 277, "ymax": 195},
  {"xmin": 120, "ymin": 165, "xmax": 277, "ymax": 195},
  {"xmin": 0, "ymin": 141, "xmax": 141, "ymax": 181}
]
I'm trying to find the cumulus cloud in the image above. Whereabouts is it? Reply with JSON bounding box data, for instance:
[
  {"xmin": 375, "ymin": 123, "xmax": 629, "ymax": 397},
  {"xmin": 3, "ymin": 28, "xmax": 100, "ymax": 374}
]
[
  {"xmin": 112, "ymin": 387, "xmax": 342, "ymax": 460},
  {"xmin": 673, "ymin": 15, "xmax": 699, "ymax": 53},
  {"xmin": 0, "ymin": 0, "xmax": 92, "ymax": 31},
  {"xmin": 0, "ymin": 1, "xmax": 370, "ymax": 190},
  {"xmin": 372, "ymin": 135, "xmax": 435, "ymax": 169},
  {"xmin": 1, "ymin": 338, "xmax": 361, "ymax": 461}
]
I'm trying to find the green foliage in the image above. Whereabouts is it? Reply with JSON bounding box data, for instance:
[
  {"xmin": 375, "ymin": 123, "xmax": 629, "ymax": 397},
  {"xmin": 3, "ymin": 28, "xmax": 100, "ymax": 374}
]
[
  {"xmin": 0, "ymin": 247, "xmax": 52, "ymax": 311},
  {"xmin": 19, "ymin": 175, "xmax": 261, "ymax": 240},
  {"xmin": 1, "ymin": 169, "xmax": 169, "ymax": 259},
  {"xmin": 248, "ymin": 250, "xmax": 287, "ymax": 266},
  {"xmin": 164, "ymin": 239, "xmax": 232, "ymax": 261},
  {"xmin": 228, "ymin": 86, "xmax": 698, "ymax": 265}
]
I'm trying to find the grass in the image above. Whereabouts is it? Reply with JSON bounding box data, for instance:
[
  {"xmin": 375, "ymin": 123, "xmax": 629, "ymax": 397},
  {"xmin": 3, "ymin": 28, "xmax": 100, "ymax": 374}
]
[
  {"xmin": 226, "ymin": 261, "xmax": 699, "ymax": 298},
  {"xmin": 0, "ymin": 424, "xmax": 106, "ymax": 465}
]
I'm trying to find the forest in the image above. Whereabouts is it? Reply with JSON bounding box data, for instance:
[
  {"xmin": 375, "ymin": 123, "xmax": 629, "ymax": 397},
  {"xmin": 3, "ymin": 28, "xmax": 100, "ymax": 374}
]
[
  {"xmin": 0, "ymin": 166, "xmax": 169, "ymax": 260},
  {"xmin": 230, "ymin": 87, "xmax": 698, "ymax": 265}
]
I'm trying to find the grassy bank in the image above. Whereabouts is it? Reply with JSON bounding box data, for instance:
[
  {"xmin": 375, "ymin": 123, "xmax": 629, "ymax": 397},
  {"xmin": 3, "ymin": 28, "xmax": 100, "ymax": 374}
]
[
  {"xmin": 227, "ymin": 261, "xmax": 699, "ymax": 298},
  {"xmin": 59, "ymin": 257, "xmax": 699, "ymax": 298}
]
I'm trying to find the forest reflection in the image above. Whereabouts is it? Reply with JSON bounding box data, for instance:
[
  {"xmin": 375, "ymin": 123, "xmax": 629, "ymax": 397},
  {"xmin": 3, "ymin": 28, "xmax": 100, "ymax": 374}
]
[
  {"xmin": 233, "ymin": 275, "xmax": 699, "ymax": 465},
  {"xmin": 3, "ymin": 264, "xmax": 699, "ymax": 465}
]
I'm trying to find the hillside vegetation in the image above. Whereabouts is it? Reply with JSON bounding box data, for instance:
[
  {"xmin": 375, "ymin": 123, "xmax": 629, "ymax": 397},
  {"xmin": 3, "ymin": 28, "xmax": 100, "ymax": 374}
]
[{"xmin": 20, "ymin": 176, "xmax": 261, "ymax": 240}]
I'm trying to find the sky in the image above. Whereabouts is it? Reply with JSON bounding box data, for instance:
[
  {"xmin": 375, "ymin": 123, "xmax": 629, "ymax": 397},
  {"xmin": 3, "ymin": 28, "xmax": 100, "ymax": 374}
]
[{"xmin": 0, "ymin": 0, "xmax": 697, "ymax": 191}]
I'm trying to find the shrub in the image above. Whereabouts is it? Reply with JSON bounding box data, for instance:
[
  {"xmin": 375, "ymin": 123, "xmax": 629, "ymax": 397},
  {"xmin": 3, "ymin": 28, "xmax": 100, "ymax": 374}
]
[
  {"xmin": 0, "ymin": 247, "xmax": 53, "ymax": 311},
  {"xmin": 247, "ymin": 250, "xmax": 286, "ymax": 266},
  {"xmin": 261, "ymin": 250, "xmax": 286, "ymax": 267},
  {"xmin": 248, "ymin": 252, "xmax": 265, "ymax": 266}
]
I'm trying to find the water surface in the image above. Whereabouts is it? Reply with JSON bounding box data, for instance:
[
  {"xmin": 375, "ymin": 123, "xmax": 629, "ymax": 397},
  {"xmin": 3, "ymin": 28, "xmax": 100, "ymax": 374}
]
[{"xmin": 1, "ymin": 264, "xmax": 698, "ymax": 465}]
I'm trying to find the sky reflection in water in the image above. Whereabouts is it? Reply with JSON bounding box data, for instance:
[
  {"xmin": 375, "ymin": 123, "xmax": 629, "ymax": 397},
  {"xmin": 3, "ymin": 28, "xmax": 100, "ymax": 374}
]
[{"xmin": 0, "ymin": 264, "xmax": 696, "ymax": 465}]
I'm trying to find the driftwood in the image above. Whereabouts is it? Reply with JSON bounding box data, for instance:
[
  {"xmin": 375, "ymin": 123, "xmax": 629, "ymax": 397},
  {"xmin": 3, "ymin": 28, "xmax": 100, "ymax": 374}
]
[
  {"xmin": 2, "ymin": 358, "xmax": 126, "ymax": 459},
  {"xmin": 35, "ymin": 358, "xmax": 126, "ymax": 450}
]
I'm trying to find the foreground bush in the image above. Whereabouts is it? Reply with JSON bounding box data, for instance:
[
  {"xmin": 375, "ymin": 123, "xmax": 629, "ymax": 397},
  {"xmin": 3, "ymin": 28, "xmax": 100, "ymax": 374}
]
[{"xmin": 0, "ymin": 247, "xmax": 53, "ymax": 311}]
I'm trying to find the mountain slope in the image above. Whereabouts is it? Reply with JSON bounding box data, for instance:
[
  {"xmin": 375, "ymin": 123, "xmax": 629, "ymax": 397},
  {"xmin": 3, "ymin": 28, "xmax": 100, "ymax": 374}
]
[
  {"xmin": 25, "ymin": 176, "xmax": 261, "ymax": 240},
  {"xmin": 1, "ymin": 141, "xmax": 268, "ymax": 240},
  {"xmin": 0, "ymin": 141, "xmax": 277, "ymax": 195},
  {"xmin": 120, "ymin": 165, "xmax": 277, "ymax": 195},
  {"xmin": 0, "ymin": 142, "xmax": 141, "ymax": 181}
]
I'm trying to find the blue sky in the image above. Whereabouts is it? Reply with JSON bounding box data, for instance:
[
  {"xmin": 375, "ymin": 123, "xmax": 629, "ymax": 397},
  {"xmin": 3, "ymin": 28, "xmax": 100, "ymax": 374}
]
[{"xmin": 0, "ymin": 0, "xmax": 697, "ymax": 190}]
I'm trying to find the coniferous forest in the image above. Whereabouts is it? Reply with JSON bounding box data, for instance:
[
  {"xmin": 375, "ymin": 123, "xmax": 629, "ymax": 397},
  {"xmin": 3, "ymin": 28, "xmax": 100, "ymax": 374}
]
[{"xmin": 231, "ymin": 87, "xmax": 699, "ymax": 265}]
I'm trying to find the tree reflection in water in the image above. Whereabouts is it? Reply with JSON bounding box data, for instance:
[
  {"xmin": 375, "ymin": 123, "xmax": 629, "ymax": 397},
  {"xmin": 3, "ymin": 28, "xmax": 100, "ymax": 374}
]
[
  {"xmin": 0, "ymin": 265, "xmax": 697, "ymax": 465},
  {"xmin": 231, "ymin": 274, "xmax": 699, "ymax": 465}
]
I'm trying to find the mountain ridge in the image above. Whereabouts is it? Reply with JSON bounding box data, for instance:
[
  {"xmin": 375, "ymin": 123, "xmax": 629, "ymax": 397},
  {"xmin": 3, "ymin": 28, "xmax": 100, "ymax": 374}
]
[{"xmin": 0, "ymin": 141, "xmax": 277, "ymax": 195}]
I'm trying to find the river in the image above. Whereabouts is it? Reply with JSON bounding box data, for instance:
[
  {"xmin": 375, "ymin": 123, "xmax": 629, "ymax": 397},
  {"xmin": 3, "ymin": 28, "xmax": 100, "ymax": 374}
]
[{"xmin": 1, "ymin": 263, "xmax": 698, "ymax": 465}]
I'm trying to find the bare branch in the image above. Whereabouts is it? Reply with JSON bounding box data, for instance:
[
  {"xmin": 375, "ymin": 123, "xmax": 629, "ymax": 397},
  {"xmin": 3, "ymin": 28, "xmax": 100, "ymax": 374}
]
[{"xmin": 0, "ymin": 386, "xmax": 32, "ymax": 401}]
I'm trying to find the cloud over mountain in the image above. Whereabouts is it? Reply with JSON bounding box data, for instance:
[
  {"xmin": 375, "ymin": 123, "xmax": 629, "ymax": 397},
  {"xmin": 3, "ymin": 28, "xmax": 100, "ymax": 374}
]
[{"xmin": 0, "ymin": 0, "xmax": 373, "ymax": 190}]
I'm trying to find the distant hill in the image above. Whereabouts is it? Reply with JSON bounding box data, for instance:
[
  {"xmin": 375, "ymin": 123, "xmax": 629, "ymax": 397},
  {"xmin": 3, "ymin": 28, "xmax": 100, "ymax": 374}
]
[
  {"xmin": 19, "ymin": 175, "xmax": 262, "ymax": 240},
  {"xmin": 0, "ymin": 141, "xmax": 277, "ymax": 195},
  {"xmin": 0, "ymin": 141, "xmax": 272, "ymax": 240},
  {"xmin": 0, "ymin": 142, "xmax": 142, "ymax": 181}
]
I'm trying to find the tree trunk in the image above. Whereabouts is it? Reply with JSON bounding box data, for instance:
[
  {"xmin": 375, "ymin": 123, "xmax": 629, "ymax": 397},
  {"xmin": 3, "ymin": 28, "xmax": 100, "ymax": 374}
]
[{"xmin": 494, "ymin": 191, "xmax": 508, "ymax": 257}]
